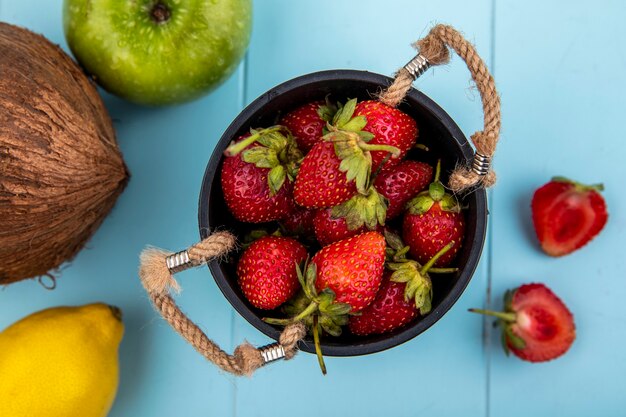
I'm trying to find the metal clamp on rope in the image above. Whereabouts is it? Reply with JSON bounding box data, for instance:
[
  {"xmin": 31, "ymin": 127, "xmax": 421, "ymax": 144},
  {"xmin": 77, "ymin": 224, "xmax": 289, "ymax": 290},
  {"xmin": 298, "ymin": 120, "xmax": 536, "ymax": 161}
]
[
  {"xmin": 471, "ymin": 152, "xmax": 491, "ymax": 177},
  {"xmin": 403, "ymin": 54, "xmax": 431, "ymax": 80},
  {"xmin": 258, "ymin": 342, "xmax": 286, "ymax": 364},
  {"xmin": 165, "ymin": 250, "xmax": 193, "ymax": 274}
]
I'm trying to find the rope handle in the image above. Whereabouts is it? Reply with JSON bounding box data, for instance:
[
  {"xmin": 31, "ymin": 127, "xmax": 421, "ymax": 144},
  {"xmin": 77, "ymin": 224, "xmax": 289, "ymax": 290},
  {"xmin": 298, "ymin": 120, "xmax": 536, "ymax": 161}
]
[
  {"xmin": 379, "ymin": 24, "xmax": 501, "ymax": 192},
  {"xmin": 138, "ymin": 231, "xmax": 306, "ymax": 377}
]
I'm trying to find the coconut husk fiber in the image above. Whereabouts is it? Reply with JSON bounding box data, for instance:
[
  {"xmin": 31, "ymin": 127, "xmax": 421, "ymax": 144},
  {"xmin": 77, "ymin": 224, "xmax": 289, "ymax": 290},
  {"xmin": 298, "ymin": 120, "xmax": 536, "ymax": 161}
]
[{"xmin": 0, "ymin": 23, "xmax": 129, "ymax": 285}]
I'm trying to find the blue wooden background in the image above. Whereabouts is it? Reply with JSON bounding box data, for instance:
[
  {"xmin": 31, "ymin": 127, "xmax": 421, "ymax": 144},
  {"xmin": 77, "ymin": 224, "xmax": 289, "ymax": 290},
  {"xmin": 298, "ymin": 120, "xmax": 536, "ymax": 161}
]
[{"xmin": 1, "ymin": 1, "xmax": 625, "ymax": 416}]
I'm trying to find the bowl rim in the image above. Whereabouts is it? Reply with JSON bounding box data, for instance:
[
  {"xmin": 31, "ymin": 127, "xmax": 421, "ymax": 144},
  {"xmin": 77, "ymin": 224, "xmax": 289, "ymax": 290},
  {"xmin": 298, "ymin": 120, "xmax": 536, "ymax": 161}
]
[{"xmin": 199, "ymin": 69, "xmax": 487, "ymax": 357}]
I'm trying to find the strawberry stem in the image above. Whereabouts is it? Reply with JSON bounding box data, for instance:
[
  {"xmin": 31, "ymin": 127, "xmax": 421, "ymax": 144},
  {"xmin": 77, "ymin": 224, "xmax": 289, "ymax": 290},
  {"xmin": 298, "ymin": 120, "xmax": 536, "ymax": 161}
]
[
  {"xmin": 224, "ymin": 126, "xmax": 285, "ymax": 156},
  {"xmin": 429, "ymin": 267, "xmax": 459, "ymax": 274},
  {"xmin": 262, "ymin": 317, "xmax": 294, "ymax": 326},
  {"xmin": 312, "ymin": 315, "xmax": 327, "ymax": 375},
  {"xmin": 434, "ymin": 159, "xmax": 442, "ymax": 183},
  {"xmin": 358, "ymin": 143, "xmax": 401, "ymax": 157},
  {"xmin": 420, "ymin": 242, "xmax": 454, "ymax": 275},
  {"xmin": 292, "ymin": 300, "xmax": 319, "ymax": 322},
  {"xmin": 552, "ymin": 176, "xmax": 605, "ymax": 192},
  {"xmin": 468, "ymin": 308, "xmax": 517, "ymax": 322}
]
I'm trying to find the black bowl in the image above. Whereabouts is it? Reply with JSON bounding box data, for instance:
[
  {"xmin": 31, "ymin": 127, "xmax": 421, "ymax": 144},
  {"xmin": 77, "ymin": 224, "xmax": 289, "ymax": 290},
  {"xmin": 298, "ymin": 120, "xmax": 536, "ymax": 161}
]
[{"xmin": 198, "ymin": 70, "xmax": 487, "ymax": 356}]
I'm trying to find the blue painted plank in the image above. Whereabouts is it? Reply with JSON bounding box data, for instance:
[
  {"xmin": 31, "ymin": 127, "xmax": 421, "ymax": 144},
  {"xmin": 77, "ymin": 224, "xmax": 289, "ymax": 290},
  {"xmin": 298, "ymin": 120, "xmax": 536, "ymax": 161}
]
[
  {"xmin": 235, "ymin": 1, "xmax": 494, "ymax": 416},
  {"xmin": 490, "ymin": 1, "xmax": 626, "ymax": 416},
  {"xmin": 0, "ymin": 2, "xmax": 243, "ymax": 416}
]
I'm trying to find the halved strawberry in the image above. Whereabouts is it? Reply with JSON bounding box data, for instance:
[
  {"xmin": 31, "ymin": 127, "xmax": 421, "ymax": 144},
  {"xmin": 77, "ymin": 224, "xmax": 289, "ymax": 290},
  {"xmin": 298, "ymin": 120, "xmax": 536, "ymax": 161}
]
[
  {"xmin": 374, "ymin": 160, "xmax": 433, "ymax": 219},
  {"xmin": 280, "ymin": 100, "xmax": 336, "ymax": 152},
  {"xmin": 403, "ymin": 161, "xmax": 465, "ymax": 266},
  {"xmin": 470, "ymin": 283, "xmax": 576, "ymax": 363},
  {"xmin": 221, "ymin": 127, "xmax": 302, "ymax": 223},
  {"xmin": 532, "ymin": 177, "xmax": 608, "ymax": 256},
  {"xmin": 237, "ymin": 236, "xmax": 307, "ymax": 310},
  {"xmin": 354, "ymin": 100, "xmax": 418, "ymax": 171}
]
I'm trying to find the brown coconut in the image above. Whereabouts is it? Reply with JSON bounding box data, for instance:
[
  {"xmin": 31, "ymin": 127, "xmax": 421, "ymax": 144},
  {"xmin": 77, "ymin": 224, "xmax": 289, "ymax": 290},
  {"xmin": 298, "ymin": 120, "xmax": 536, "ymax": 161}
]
[{"xmin": 0, "ymin": 23, "xmax": 129, "ymax": 285}]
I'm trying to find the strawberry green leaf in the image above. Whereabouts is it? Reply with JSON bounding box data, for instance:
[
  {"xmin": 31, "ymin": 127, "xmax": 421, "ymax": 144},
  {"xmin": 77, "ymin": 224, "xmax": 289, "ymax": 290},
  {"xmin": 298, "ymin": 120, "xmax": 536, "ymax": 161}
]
[
  {"xmin": 504, "ymin": 325, "xmax": 527, "ymax": 350},
  {"xmin": 332, "ymin": 98, "xmax": 358, "ymax": 128},
  {"xmin": 341, "ymin": 115, "xmax": 368, "ymax": 132},
  {"xmin": 242, "ymin": 147, "xmax": 278, "ymax": 168},
  {"xmin": 331, "ymin": 187, "xmax": 387, "ymax": 231},
  {"xmin": 268, "ymin": 165, "xmax": 286, "ymax": 195}
]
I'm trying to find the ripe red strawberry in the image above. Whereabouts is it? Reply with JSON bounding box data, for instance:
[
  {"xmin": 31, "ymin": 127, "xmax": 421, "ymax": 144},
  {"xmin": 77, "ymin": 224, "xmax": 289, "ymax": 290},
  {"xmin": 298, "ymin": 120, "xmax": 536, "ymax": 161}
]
[
  {"xmin": 293, "ymin": 141, "xmax": 358, "ymax": 208},
  {"xmin": 311, "ymin": 231, "xmax": 386, "ymax": 311},
  {"xmin": 349, "ymin": 232, "xmax": 458, "ymax": 336},
  {"xmin": 221, "ymin": 127, "xmax": 301, "ymax": 223},
  {"xmin": 313, "ymin": 208, "xmax": 362, "ymax": 246},
  {"xmin": 280, "ymin": 205, "xmax": 316, "ymax": 237},
  {"xmin": 348, "ymin": 272, "xmax": 418, "ymax": 336},
  {"xmin": 470, "ymin": 283, "xmax": 576, "ymax": 363},
  {"xmin": 263, "ymin": 232, "xmax": 385, "ymax": 374},
  {"xmin": 294, "ymin": 99, "xmax": 400, "ymax": 209},
  {"xmin": 236, "ymin": 236, "xmax": 307, "ymax": 310},
  {"xmin": 354, "ymin": 100, "xmax": 418, "ymax": 171},
  {"xmin": 531, "ymin": 177, "xmax": 608, "ymax": 257},
  {"xmin": 374, "ymin": 160, "xmax": 433, "ymax": 219},
  {"xmin": 280, "ymin": 101, "xmax": 336, "ymax": 152},
  {"xmin": 403, "ymin": 161, "xmax": 465, "ymax": 267}
]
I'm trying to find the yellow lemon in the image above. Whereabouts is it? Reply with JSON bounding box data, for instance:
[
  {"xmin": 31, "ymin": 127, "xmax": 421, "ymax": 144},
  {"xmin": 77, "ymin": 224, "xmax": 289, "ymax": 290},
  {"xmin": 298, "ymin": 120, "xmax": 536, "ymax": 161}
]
[{"xmin": 0, "ymin": 303, "xmax": 124, "ymax": 417}]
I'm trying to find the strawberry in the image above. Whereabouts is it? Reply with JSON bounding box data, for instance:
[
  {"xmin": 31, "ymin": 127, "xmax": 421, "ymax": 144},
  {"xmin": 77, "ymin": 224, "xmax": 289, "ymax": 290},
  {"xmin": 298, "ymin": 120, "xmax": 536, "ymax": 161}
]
[
  {"xmin": 531, "ymin": 177, "xmax": 608, "ymax": 257},
  {"xmin": 313, "ymin": 207, "xmax": 385, "ymax": 246},
  {"xmin": 374, "ymin": 160, "xmax": 433, "ymax": 219},
  {"xmin": 348, "ymin": 272, "xmax": 418, "ymax": 336},
  {"xmin": 264, "ymin": 231, "xmax": 386, "ymax": 373},
  {"xmin": 293, "ymin": 140, "xmax": 358, "ymax": 208},
  {"xmin": 312, "ymin": 231, "xmax": 386, "ymax": 312},
  {"xmin": 280, "ymin": 100, "xmax": 336, "ymax": 152},
  {"xmin": 313, "ymin": 208, "xmax": 363, "ymax": 246},
  {"xmin": 354, "ymin": 100, "xmax": 418, "ymax": 171},
  {"xmin": 280, "ymin": 206, "xmax": 316, "ymax": 237},
  {"xmin": 470, "ymin": 283, "xmax": 576, "ymax": 363},
  {"xmin": 403, "ymin": 161, "xmax": 465, "ymax": 267},
  {"xmin": 349, "ymin": 231, "xmax": 458, "ymax": 336},
  {"xmin": 293, "ymin": 99, "xmax": 400, "ymax": 209},
  {"xmin": 236, "ymin": 235, "xmax": 307, "ymax": 310},
  {"xmin": 221, "ymin": 126, "xmax": 302, "ymax": 223}
]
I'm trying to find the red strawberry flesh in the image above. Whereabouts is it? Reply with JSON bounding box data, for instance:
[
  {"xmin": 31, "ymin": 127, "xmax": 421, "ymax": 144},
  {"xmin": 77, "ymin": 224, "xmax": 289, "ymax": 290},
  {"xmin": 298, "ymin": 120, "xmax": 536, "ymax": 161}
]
[
  {"xmin": 509, "ymin": 284, "xmax": 576, "ymax": 362},
  {"xmin": 532, "ymin": 178, "xmax": 607, "ymax": 256}
]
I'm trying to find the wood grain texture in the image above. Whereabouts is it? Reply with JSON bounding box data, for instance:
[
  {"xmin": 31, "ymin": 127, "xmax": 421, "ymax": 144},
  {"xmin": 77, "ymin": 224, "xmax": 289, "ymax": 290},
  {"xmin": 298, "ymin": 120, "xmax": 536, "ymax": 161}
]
[{"xmin": 1, "ymin": 0, "xmax": 625, "ymax": 416}]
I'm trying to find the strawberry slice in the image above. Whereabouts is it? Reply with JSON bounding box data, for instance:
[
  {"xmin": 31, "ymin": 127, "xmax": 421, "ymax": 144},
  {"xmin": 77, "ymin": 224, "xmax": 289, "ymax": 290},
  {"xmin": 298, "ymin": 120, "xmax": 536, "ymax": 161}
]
[
  {"xmin": 470, "ymin": 283, "xmax": 576, "ymax": 363},
  {"xmin": 532, "ymin": 177, "xmax": 608, "ymax": 256}
]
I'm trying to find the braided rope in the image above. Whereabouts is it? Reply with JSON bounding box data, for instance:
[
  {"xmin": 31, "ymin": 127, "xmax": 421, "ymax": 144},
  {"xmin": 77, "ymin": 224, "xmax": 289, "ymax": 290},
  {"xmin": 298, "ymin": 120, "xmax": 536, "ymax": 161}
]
[
  {"xmin": 139, "ymin": 231, "xmax": 307, "ymax": 376},
  {"xmin": 379, "ymin": 24, "xmax": 501, "ymax": 192}
]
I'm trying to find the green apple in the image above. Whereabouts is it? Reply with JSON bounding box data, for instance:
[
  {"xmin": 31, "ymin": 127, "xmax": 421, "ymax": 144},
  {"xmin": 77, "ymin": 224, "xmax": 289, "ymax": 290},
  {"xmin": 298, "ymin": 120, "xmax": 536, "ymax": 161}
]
[{"xmin": 63, "ymin": 0, "xmax": 252, "ymax": 105}]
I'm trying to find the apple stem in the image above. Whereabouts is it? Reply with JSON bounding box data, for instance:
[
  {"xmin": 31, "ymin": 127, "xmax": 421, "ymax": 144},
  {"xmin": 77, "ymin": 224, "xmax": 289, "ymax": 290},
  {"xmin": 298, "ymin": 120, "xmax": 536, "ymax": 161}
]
[{"xmin": 151, "ymin": 3, "xmax": 171, "ymax": 24}]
